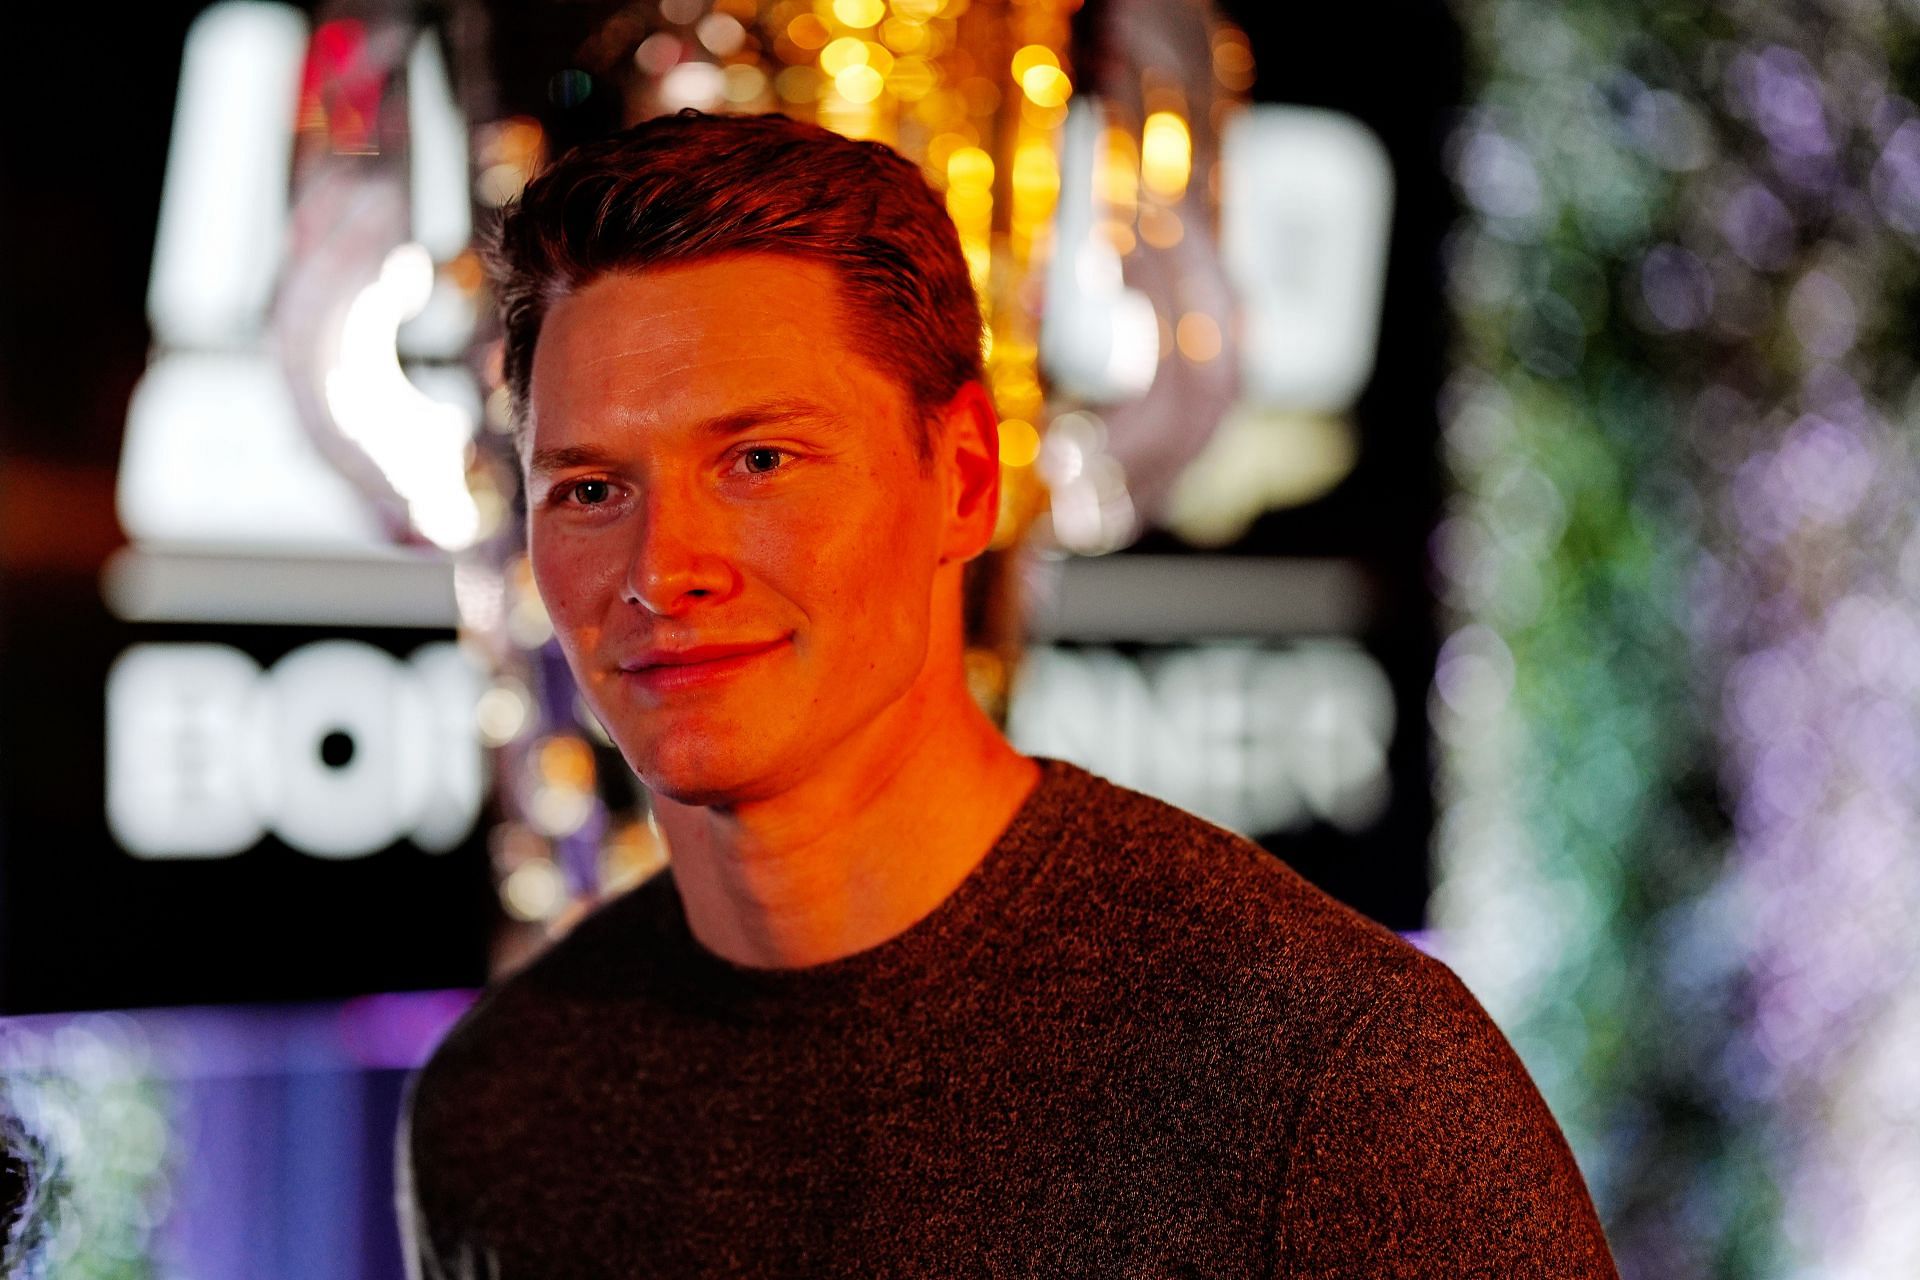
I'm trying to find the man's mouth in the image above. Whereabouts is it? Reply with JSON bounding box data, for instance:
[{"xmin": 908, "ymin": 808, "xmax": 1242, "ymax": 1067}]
[{"xmin": 615, "ymin": 637, "xmax": 790, "ymax": 693}]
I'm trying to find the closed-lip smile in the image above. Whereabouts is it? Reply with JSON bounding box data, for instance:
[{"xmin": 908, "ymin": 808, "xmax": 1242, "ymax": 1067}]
[{"xmin": 616, "ymin": 637, "xmax": 790, "ymax": 691}]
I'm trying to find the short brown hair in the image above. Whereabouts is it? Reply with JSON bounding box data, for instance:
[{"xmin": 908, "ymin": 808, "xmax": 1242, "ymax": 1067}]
[{"xmin": 489, "ymin": 110, "xmax": 983, "ymax": 457}]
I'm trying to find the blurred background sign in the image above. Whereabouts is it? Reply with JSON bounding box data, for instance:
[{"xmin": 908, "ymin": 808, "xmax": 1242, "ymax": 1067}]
[{"xmin": 1, "ymin": 0, "xmax": 494, "ymax": 1017}]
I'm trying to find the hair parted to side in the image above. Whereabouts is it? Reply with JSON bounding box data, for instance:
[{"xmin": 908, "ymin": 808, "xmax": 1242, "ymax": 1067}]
[{"xmin": 488, "ymin": 110, "xmax": 985, "ymax": 456}]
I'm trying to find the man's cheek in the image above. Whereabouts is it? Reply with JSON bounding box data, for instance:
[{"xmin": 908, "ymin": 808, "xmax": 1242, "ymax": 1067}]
[{"xmin": 533, "ymin": 543, "xmax": 608, "ymax": 618}]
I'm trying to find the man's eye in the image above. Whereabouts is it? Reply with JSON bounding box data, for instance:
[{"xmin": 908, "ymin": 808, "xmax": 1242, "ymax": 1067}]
[
  {"xmin": 565, "ymin": 479, "xmax": 612, "ymax": 505},
  {"xmin": 738, "ymin": 448, "xmax": 789, "ymax": 476}
]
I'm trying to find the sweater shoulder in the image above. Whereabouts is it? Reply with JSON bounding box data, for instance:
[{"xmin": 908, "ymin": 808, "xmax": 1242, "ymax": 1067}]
[
  {"xmin": 411, "ymin": 870, "xmax": 673, "ymax": 1091},
  {"xmin": 1021, "ymin": 764, "xmax": 1460, "ymax": 1075},
  {"xmin": 1041, "ymin": 763, "xmax": 1428, "ymax": 987}
]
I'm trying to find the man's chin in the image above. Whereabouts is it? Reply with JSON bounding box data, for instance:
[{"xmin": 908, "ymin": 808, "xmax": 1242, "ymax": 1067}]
[{"xmin": 624, "ymin": 740, "xmax": 782, "ymax": 811}]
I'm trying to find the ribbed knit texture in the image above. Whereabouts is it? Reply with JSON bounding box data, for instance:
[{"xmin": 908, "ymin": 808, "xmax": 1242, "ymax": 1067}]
[{"xmin": 400, "ymin": 760, "xmax": 1618, "ymax": 1278}]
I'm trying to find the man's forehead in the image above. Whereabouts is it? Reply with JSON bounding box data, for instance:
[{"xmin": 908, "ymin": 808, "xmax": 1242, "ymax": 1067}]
[
  {"xmin": 546, "ymin": 256, "xmax": 847, "ymax": 341},
  {"xmin": 533, "ymin": 261, "xmax": 867, "ymax": 385}
]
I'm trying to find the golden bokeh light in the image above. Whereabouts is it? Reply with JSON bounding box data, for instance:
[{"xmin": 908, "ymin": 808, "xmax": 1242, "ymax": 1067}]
[
  {"xmin": 1176, "ymin": 311, "xmax": 1223, "ymax": 363},
  {"xmin": 1141, "ymin": 110, "xmax": 1193, "ymax": 198},
  {"xmin": 601, "ymin": 818, "xmax": 671, "ymax": 895},
  {"xmin": 832, "ymin": 0, "xmax": 886, "ymax": 28},
  {"xmin": 925, "ymin": 129, "xmax": 973, "ymax": 179},
  {"xmin": 947, "ymin": 135, "xmax": 994, "ymax": 293},
  {"xmin": 888, "ymin": 56, "xmax": 937, "ymax": 100},
  {"xmin": 1139, "ymin": 203, "xmax": 1184, "ymax": 249},
  {"xmin": 946, "ymin": 185, "xmax": 992, "ymax": 223},
  {"xmin": 998, "ymin": 418, "xmax": 1042, "ymax": 467},
  {"xmin": 835, "ymin": 62, "xmax": 886, "ymax": 103},
  {"xmin": 1095, "ymin": 127, "xmax": 1139, "ymax": 214},
  {"xmin": 1012, "ymin": 141, "xmax": 1059, "ymax": 207},
  {"xmin": 1212, "ymin": 28, "xmax": 1256, "ymax": 92},
  {"xmin": 1098, "ymin": 219, "xmax": 1137, "ymax": 257},
  {"xmin": 820, "ymin": 35, "xmax": 869, "ymax": 76},
  {"xmin": 697, "ymin": 12, "xmax": 747, "ymax": 57},
  {"xmin": 817, "ymin": 96, "xmax": 885, "ymax": 140},
  {"xmin": 786, "ymin": 12, "xmax": 831, "ymax": 49},
  {"xmin": 881, "ymin": 15, "xmax": 930, "ymax": 53},
  {"xmin": 961, "ymin": 242, "xmax": 990, "ymax": 286},
  {"xmin": 535, "ymin": 734, "xmax": 596, "ymax": 790},
  {"xmin": 946, "ymin": 144, "xmax": 995, "ymax": 189},
  {"xmin": 1010, "ymin": 44, "xmax": 1057, "ymax": 81},
  {"xmin": 1021, "ymin": 64, "xmax": 1072, "ymax": 108},
  {"xmin": 861, "ymin": 40, "xmax": 896, "ymax": 78}
]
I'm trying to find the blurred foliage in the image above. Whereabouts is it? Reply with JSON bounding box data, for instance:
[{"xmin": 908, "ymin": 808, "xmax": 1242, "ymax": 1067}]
[
  {"xmin": 2, "ymin": 1019, "xmax": 170, "ymax": 1279},
  {"xmin": 1439, "ymin": 0, "xmax": 1920, "ymax": 1275}
]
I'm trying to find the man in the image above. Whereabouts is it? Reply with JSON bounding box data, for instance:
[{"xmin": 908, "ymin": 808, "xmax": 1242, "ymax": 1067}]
[{"xmin": 400, "ymin": 111, "xmax": 1618, "ymax": 1278}]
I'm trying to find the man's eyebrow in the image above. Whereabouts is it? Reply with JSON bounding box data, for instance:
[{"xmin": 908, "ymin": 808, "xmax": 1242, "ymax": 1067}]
[
  {"xmin": 526, "ymin": 444, "xmax": 620, "ymax": 477},
  {"xmin": 526, "ymin": 399, "xmax": 846, "ymax": 477},
  {"xmin": 692, "ymin": 397, "xmax": 845, "ymax": 439}
]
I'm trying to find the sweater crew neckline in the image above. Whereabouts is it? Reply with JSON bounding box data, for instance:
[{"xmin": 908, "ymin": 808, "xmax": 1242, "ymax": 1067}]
[{"xmin": 643, "ymin": 757, "xmax": 1083, "ymax": 1015}]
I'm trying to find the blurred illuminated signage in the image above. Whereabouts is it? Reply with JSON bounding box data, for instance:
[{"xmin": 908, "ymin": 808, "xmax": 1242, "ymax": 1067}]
[
  {"xmin": 1009, "ymin": 639, "xmax": 1395, "ymax": 837},
  {"xmin": 1221, "ymin": 107, "xmax": 1394, "ymax": 413},
  {"xmin": 106, "ymin": 640, "xmax": 480, "ymax": 861},
  {"xmin": 0, "ymin": 1, "xmax": 491, "ymax": 1013}
]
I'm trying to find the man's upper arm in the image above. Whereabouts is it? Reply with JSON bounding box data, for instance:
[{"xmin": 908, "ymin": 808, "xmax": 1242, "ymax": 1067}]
[
  {"xmin": 1272, "ymin": 960, "xmax": 1619, "ymax": 1280},
  {"xmin": 395, "ymin": 1067, "xmax": 495, "ymax": 1280},
  {"xmin": 394, "ymin": 1073, "xmax": 437, "ymax": 1280}
]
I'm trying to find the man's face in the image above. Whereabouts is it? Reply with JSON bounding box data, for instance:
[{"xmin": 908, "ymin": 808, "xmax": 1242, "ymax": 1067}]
[{"xmin": 524, "ymin": 254, "xmax": 950, "ymax": 806}]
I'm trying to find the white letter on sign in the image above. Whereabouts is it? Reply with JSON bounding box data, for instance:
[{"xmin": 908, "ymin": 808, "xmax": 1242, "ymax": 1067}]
[
  {"xmin": 107, "ymin": 643, "xmax": 266, "ymax": 857},
  {"xmin": 107, "ymin": 639, "xmax": 483, "ymax": 860}
]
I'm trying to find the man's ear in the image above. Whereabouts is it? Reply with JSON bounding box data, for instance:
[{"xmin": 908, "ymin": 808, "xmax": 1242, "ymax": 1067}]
[{"xmin": 936, "ymin": 380, "xmax": 1002, "ymax": 564}]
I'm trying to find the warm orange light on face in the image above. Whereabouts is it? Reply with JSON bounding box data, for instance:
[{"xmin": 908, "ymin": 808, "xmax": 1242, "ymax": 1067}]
[{"xmin": 525, "ymin": 258, "xmax": 954, "ymax": 805}]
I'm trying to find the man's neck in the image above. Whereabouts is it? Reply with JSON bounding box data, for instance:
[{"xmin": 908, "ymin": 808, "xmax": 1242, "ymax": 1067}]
[{"xmin": 651, "ymin": 674, "xmax": 1041, "ymax": 970}]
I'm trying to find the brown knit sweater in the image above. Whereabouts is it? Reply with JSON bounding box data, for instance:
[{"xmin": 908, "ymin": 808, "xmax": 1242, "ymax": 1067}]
[{"xmin": 399, "ymin": 760, "xmax": 1618, "ymax": 1278}]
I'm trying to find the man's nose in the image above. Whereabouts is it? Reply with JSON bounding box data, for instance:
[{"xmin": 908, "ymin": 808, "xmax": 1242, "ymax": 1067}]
[{"xmin": 620, "ymin": 488, "xmax": 737, "ymax": 617}]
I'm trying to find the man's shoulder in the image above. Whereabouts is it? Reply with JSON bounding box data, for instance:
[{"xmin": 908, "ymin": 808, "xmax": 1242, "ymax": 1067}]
[
  {"xmin": 1045, "ymin": 763, "xmax": 1418, "ymax": 960},
  {"xmin": 411, "ymin": 870, "xmax": 676, "ymax": 1090},
  {"xmin": 1035, "ymin": 762, "xmax": 1442, "ymax": 1037}
]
